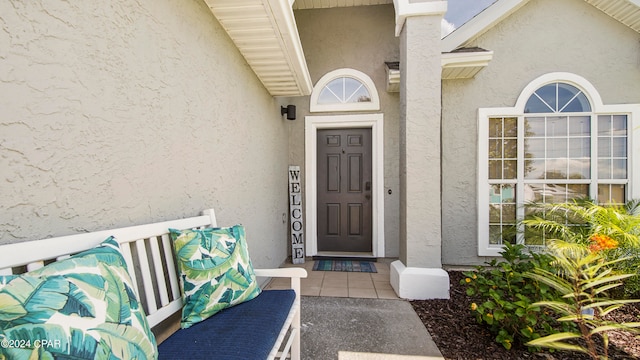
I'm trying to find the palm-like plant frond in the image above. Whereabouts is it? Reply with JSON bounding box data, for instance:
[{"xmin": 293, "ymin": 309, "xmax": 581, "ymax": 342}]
[{"xmin": 523, "ymin": 199, "xmax": 640, "ymax": 248}]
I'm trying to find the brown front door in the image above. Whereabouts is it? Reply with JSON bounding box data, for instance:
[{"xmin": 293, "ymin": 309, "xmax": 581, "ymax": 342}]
[{"xmin": 317, "ymin": 128, "xmax": 373, "ymax": 253}]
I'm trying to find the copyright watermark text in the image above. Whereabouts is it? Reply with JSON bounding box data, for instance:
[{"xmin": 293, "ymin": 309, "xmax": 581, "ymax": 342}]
[{"xmin": 0, "ymin": 335, "xmax": 62, "ymax": 349}]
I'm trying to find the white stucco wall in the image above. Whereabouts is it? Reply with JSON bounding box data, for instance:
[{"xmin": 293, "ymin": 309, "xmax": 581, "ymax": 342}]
[
  {"xmin": 441, "ymin": 0, "xmax": 640, "ymax": 265},
  {"xmin": 0, "ymin": 0, "xmax": 290, "ymax": 268},
  {"xmin": 289, "ymin": 5, "xmax": 401, "ymax": 257}
]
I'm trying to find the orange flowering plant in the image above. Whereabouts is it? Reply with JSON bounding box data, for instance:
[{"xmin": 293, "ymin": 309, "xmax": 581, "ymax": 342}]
[
  {"xmin": 523, "ymin": 199, "xmax": 640, "ymax": 299},
  {"xmin": 588, "ymin": 234, "xmax": 618, "ymax": 252}
]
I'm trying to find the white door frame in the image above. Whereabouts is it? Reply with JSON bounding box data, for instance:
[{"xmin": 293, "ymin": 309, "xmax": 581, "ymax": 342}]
[{"xmin": 305, "ymin": 114, "xmax": 385, "ymax": 257}]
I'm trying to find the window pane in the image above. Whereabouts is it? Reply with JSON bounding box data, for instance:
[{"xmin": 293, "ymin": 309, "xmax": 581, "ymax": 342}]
[
  {"xmin": 612, "ymin": 137, "xmax": 626, "ymax": 158},
  {"xmin": 489, "ymin": 139, "xmax": 502, "ymax": 158},
  {"xmin": 611, "ymin": 185, "xmax": 625, "ymax": 204},
  {"xmin": 504, "ymin": 160, "xmax": 517, "ymax": 179},
  {"xmin": 547, "ymin": 117, "xmax": 567, "ymax": 136},
  {"xmin": 502, "ymin": 225, "xmax": 517, "ymax": 245},
  {"xmin": 503, "ymin": 204, "xmax": 516, "ymax": 222},
  {"xmin": 525, "ymin": 95, "xmax": 553, "ymax": 113},
  {"xmin": 525, "ymin": 159, "xmax": 544, "ymax": 179},
  {"xmin": 489, "ymin": 118, "xmax": 502, "ymax": 137},
  {"xmin": 489, "ymin": 225, "xmax": 502, "ymax": 244},
  {"xmin": 490, "ymin": 184, "xmax": 502, "ymax": 203},
  {"xmin": 345, "ymin": 79, "xmax": 371, "ymax": 103},
  {"xmin": 547, "ymin": 138, "xmax": 567, "ymax": 158},
  {"xmin": 557, "ymin": 83, "xmax": 590, "ymax": 112},
  {"xmin": 489, "ymin": 160, "xmax": 502, "ymax": 179},
  {"xmin": 598, "ymin": 159, "xmax": 611, "ymax": 178},
  {"xmin": 562, "ymin": 92, "xmax": 591, "ymax": 112},
  {"xmin": 612, "ymin": 159, "xmax": 627, "ymax": 179},
  {"xmin": 612, "ymin": 115, "xmax": 627, "ymax": 136},
  {"xmin": 525, "ymin": 138, "xmax": 545, "ymax": 158},
  {"xmin": 598, "ymin": 115, "xmax": 612, "ymax": 136},
  {"xmin": 568, "ymin": 116, "xmax": 590, "ymax": 136},
  {"xmin": 489, "ymin": 204, "xmax": 501, "ymax": 222},
  {"xmin": 325, "ymin": 79, "xmax": 344, "ymax": 101},
  {"xmin": 343, "ymin": 78, "xmax": 362, "ymax": 102},
  {"xmin": 598, "ymin": 184, "xmax": 611, "ymax": 203},
  {"xmin": 524, "ymin": 184, "xmax": 543, "ymax": 203},
  {"xmin": 503, "ymin": 139, "xmax": 517, "ymax": 158},
  {"xmin": 536, "ymin": 84, "xmax": 557, "ymax": 111},
  {"xmin": 546, "ymin": 184, "xmax": 567, "ymax": 203},
  {"xmin": 504, "ymin": 117, "xmax": 517, "ymax": 137},
  {"xmin": 525, "ymin": 117, "xmax": 545, "ymax": 137},
  {"xmin": 546, "ymin": 158, "xmax": 567, "ymax": 179},
  {"xmin": 569, "ymin": 138, "xmax": 590, "ymax": 157},
  {"xmin": 567, "ymin": 184, "xmax": 589, "ymax": 199},
  {"xmin": 502, "ymin": 184, "xmax": 515, "ymax": 202},
  {"xmin": 318, "ymin": 87, "xmax": 340, "ymax": 104},
  {"xmin": 598, "ymin": 137, "xmax": 611, "ymax": 157},
  {"xmin": 569, "ymin": 159, "xmax": 590, "ymax": 179}
]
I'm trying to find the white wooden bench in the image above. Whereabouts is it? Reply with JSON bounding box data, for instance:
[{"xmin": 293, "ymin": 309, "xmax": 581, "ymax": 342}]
[{"xmin": 0, "ymin": 209, "xmax": 307, "ymax": 360}]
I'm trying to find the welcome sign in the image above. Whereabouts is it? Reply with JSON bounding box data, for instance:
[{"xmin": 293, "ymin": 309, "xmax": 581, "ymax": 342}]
[{"xmin": 288, "ymin": 166, "xmax": 305, "ymax": 264}]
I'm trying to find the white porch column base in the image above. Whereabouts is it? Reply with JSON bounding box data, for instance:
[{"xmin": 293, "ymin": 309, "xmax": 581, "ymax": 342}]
[{"xmin": 390, "ymin": 260, "xmax": 449, "ymax": 300}]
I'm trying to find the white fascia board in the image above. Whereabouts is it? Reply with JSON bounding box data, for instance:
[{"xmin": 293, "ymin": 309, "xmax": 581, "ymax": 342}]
[
  {"xmin": 393, "ymin": 0, "xmax": 447, "ymax": 36},
  {"xmin": 441, "ymin": 0, "xmax": 530, "ymax": 52},
  {"xmin": 441, "ymin": 50, "xmax": 494, "ymax": 68},
  {"xmin": 266, "ymin": 0, "xmax": 313, "ymax": 96}
]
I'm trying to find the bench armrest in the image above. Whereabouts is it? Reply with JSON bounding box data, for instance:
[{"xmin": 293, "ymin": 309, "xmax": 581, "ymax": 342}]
[
  {"xmin": 254, "ymin": 267, "xmax": 307, "ymax": 279},
  {"xmin": 254, "ymin": 267, "xmax": 307, "ymax": 303}
]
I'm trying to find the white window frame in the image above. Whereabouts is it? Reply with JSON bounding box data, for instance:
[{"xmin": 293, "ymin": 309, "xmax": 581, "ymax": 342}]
[
  {"xmin": 310, "ymin": 68, "xmax": 380, "ymax": 113},
  {"xmin": 478, "ymin": 72, "xmax": 640, "ymax": 256}
]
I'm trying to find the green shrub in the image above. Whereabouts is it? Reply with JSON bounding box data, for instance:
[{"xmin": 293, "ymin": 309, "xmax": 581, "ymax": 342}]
[{"xmin": 462, "ymin": 243, "xmax": 575, "ymax": 350}]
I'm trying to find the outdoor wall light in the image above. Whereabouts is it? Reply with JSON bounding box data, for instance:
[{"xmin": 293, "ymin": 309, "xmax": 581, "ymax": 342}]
[{"xmin": 281, "ymin": 105, "xmax": 296, "ymax": 120}]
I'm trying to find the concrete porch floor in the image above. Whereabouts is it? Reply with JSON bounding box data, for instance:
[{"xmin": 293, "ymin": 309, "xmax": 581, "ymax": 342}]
[
  {"xmin": 264, "ymin": 258, "xmax": 399, "ymax": 299},
  {"xmin": 264, "ymin": 259, "xmax": 444, "ymax": 360}
]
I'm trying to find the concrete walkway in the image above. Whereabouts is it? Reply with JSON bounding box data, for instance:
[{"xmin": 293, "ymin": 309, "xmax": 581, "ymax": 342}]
[{"xmin": 300, "ymin": 296, "xmax": 444, "ymax": 360}]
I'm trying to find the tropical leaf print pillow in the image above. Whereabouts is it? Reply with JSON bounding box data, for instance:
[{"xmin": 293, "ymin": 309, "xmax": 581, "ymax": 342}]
[
  {"xmin": 170, "ymin": 225, "xmax": 261, "ymax": 329},
  {"xmin": 0, "ymin": 236, "xmax": 158, "ymax": 360}
]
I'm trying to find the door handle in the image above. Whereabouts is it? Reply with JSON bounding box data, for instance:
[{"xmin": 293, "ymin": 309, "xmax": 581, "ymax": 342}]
[{"xmin": 365, "ymin": 181, "xmax": 371, "ymax": 191}]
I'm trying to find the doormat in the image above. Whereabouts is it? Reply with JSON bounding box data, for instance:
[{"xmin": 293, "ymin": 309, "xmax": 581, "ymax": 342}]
[{"xmin": 313, "ymin": 260, "xmax": 377, "ymax": 273}]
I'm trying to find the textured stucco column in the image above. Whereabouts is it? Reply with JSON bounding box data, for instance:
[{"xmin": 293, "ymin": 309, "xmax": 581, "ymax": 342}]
[{"xmin": 391, "ymin": 0, "xmax": 449, "ymax": 299}]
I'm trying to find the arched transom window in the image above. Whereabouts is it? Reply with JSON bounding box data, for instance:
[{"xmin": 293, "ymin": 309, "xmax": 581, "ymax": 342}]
[
  {"xmin": 524, "ymin": 82, "xmax": 591, "ymax": 113},
  {"xmin": 310, "ymin": 68, "xmax": 380, "ymax": 112}
]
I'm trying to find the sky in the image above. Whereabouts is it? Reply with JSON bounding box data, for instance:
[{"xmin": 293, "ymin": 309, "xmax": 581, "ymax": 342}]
[{"xmin": 442, "ymin": 0, "xmax": 497, "ymax": 37}]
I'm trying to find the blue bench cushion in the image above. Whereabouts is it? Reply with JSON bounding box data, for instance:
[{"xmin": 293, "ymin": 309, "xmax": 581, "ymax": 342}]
[{"xmin": 158, "ymin": 289, "xmax": 296, "ymax": 360}]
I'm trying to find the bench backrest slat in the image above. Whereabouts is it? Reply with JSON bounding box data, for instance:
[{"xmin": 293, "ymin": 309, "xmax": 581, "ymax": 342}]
[
  {"xmin": 161, "ymin": 233, "xmax": 181, "ymax": 301},
  {"xmin": 0, "ymin": 210, "xmax": 220, "ymax": 330},
  {"xmin": 149, "ymin": 236, "xmax": 170, "ymax": 307},
  {"xmin": 135, "ymin": 238, "xmax": 157, "ymax": 314}
]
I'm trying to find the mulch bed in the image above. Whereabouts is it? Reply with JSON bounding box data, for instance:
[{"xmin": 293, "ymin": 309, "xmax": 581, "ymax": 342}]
[{"xmin": 411, "ymin": 271, "xmax": 640, "ymax": 360}]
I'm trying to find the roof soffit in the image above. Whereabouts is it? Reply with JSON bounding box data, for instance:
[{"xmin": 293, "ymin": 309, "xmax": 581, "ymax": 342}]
[
  {"xmin": 292, "ymin": 0, "xmax": 393, "ymax": 9},
  {"xmin": 204, "ymin": 0, "xmax": 313, "ymax": 97},
  {"xmin": 584, "ymin": 0, "xmax": 640, "ymax": 33}
]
